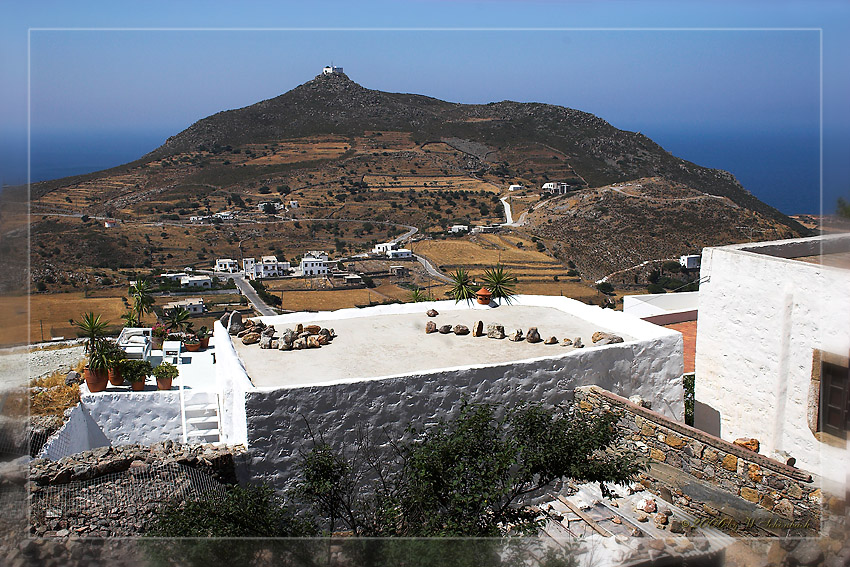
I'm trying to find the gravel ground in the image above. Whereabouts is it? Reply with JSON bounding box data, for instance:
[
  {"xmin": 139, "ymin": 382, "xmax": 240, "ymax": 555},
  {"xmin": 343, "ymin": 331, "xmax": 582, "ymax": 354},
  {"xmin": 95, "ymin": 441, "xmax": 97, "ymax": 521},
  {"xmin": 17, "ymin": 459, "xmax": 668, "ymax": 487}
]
[{"xmin": 0, "ymin": 342, "xmax": 86, "ymax": 388}]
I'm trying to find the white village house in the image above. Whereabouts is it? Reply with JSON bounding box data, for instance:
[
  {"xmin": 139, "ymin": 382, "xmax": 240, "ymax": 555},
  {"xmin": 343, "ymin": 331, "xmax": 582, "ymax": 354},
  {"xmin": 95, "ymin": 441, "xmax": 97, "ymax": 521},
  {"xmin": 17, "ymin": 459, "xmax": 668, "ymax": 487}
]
[
  {"xmin": 163, "ymin": 297, "xmax": 205, "ymax": 316},
  {"xmin": 159, "ymin": 272, "xmax": 188, "ymax": 283},
  {"xmin": 243, "ymin": 256, "xmax": 291, "ymax": 280},
  {"xmin": 372, "ymin": 242, "xmax": 397, "ymax": 254},
  {"xmin": 215, "ymin": 258, "xmax": 239, "ymax": 273},
  {"xmin": 180, "ymin": 275, "xmax": 212, "ymax": 288},
  {"xmin": 542, "ymin": 182, "xmax": 570, "ymax": 195},
  {"xmin": 386, "ymin": 248, "xmax": 412, "ymax": 260},
  {"xmin": 300, "ymin": 251, "xmax": 329, "ymax": 276}
]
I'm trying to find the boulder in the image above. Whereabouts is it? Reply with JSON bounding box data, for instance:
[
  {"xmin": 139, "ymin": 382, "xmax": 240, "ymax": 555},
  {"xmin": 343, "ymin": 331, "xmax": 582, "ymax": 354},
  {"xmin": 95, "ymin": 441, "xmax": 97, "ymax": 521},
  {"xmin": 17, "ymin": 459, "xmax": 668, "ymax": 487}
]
[
  {"xmin": 305, "ymin": 325, "xmax": 321, "ymax": 335},
  {"xmin": 733, "ymin": 438, "xmax": 760, "ymax": 453},
  {"xmin": 572, "ymin": 337, "xmax": 584, "ymax": 348},
  {"xmin": 236, "ymin": 328, "xmax": 251, "ymax": 338},
  {"xmin": 261, "ymin": 326, "xmax": 275, "ymax": 337},
  {"xmin": 592, "ymin": 331, "xmax": 624, "ymax": 344},
  {"xmin": 636, "ymin": 497, "xmax": 657, "ymax": 514},
  {"xmin": 295, "ymin": 323, "xmax": 304, "ymax": 335},
  {"xmin": 472, "ymin": 321, "xmax": 484, "ymax": 337},
  {"xmin": 544, "ymin": 336, "xmax": 558, "ymax": 345},
  {"xmin": 307, "ymin": 336, "xmax": 322, "ymax": 349},
  {"xmin": 438, "ymin": 325, "xmax": 453, "ymax": 334},
  {"xmin": 227, "ymin": 312, "xmax": 243, "ymax": 335},
  {"xmin": 486, "ymin": 324, "xmax": 505, "ymax": 339},
  {"xmin": 562, "ymin": 338, "xmax": 573, "ymax": 346},
  {"xmin": 241, "ymin": 333, "xmax": 261, "ymax": 345},
  {"xmin": 244, "ymin": 319, "xmax": 255, "ymax": 329},
  {"xmin": 526, "ymin": 327, "xmax": 542, "ymax": 343},
  {"xmin": 425, "ymin": 321, "xmax": 437, "ymax": 334},
  {"xmin": 65, "ymin": 371, "xmax": 82, "ymax": 386},
  {"xmin": 328, "ymin": 328, "xmax": 336, "ymax": 338},
  {"xmin": 270, "ymin": 339, "xmax": 279, "ymax": 349},
  {"xmin": 453, "ymin": 325, "xmax": 469, "ymax": 336},
  {"xmin": 298, "ymin": 332, "xmax": 311, "ymax": 339},
  {"xmin": 293, "ymin": 338, "xmax": 307, "ymax": 350},
  {"xmin": 316, "ymin": 334, "xmax": 330, "ymax": 345},
  {"xmin": 283, "ymin": 330, "xmax": 295, "ymax": 345},
  {"xmin": 219, "ymin": 312, "xmax": 231, "ymax": 327},
  {"xmin": 278, "ymin": 340, "xmax": 292, "ymax": 351},
  {"xmin": 319, "ymin": 328, "xmax": 332, "ymax": 338},
  {"xmin": 426, "ymin": 309, "xmax": 439, "ymax": 317},
  {"xmin": 258, "ymin": 336, "xmax": 273, "ymax": 349},
  {"xmin": 508, "ymin": 329, "xmax": 524, "ymax": 342}
]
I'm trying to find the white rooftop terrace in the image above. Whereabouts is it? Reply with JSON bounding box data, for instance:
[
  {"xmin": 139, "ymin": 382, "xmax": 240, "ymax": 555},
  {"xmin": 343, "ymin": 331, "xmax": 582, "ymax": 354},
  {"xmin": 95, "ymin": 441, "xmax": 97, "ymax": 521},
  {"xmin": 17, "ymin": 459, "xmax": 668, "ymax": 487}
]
[{"xmin": 233, "ymin": 295, "xmax": 674, "ymax": 389}]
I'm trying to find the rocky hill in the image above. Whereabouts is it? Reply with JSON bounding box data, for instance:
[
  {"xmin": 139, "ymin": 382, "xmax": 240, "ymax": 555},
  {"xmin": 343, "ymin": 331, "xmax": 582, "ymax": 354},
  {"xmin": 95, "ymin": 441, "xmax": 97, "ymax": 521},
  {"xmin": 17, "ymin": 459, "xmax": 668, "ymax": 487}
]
[{"xmin": 23, "ymin": 71, "xmax": 808, "ymax": 290}]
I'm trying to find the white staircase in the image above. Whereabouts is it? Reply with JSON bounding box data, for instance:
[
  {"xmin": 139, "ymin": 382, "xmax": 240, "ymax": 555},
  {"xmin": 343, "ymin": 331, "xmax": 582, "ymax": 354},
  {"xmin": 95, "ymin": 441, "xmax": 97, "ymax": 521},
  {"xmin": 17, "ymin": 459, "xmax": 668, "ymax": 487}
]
[{"xmin": 182, "ymin": 398, "xmax": 222, "ymax": 445}]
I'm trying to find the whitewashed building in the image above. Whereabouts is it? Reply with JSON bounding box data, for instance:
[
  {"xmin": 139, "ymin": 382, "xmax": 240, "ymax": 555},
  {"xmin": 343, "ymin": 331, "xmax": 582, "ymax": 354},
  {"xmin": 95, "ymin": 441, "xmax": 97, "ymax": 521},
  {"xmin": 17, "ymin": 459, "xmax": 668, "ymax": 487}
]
[
  {"xmin": 164, "ymin": 298, "xmax": 205, "ymax": 315},
  {"xmin": 542, "ymin": 182, "xmax": 570, "ymax": 195},
  {"xmin": 300, "ymin": 251, "xmax": 329, "ymax": 276},
  {"xmin": 160, "ymin": 272, "xmax": 188, "ymax": 283},
  {"xmin": 373, "ymin": 242, "xmax": 398, "ymax": 254},
  {"xmin": 449, "ymin": 225, "xmax": 469, "ymax": 234},
  {"xmin": 322, "ymin": 65, "xmax": 344, "ymax": 75},
  {"xmin": 103, "ymin": 220, "xmax": 118, "ymax": 228},
  {"xmin": 215, "ymin": 259, "xmax": 239, "ymax": 273},
  {"xmin": 694, "ymin": 234, "xmax": 850, "ymax": 488},
  {"xmin": 387, "ymin": 248, "xmax": 412, "ymax": 259},
  {"xmin": 243, "ymin": 256, "xmax": 291, "ymax": 280},
  {"xmin": 509, "ymin": 184, "xmax": 524, "ymax": 192},
  {"xmin": 679, "ymin": 255, "xmax": 701, "ymax": 270},
  {"xmin": 180, "ymin": 275, "xmax": 212, "ymax": 288},
  {"xmin": 288, "ymin": 200, "xmax": 299, "ymax": 209}
]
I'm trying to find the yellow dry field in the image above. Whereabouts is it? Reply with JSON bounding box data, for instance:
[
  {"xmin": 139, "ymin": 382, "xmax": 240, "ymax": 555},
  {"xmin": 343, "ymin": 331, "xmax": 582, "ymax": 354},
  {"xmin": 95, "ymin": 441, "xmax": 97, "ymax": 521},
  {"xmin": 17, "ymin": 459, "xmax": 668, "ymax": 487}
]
[
  {"xmin": 244, "ymin": 140, "xmax": 351, "ymax": 165},
  {"xmin": 362, "ymin": 175, "xmax": 498, "ymax": 193},
  {"xmin": 411, "ymin": 237, "xmax": 555, "ymax": 267},
  {"xmin": 0, "ymin": 292, "xmax": 128, "ymax": 346},
  {"xmin": 280, "ymin": 289, "xmax": 383, "ymax": 312}
]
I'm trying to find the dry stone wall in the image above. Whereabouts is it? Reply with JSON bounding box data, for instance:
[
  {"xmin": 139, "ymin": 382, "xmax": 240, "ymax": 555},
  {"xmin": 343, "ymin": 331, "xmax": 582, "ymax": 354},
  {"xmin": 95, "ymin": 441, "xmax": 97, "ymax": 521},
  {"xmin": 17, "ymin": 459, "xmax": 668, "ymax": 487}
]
[{"xmin": 575, "ymin": 386, "xmax": 822, "ymax": 530}]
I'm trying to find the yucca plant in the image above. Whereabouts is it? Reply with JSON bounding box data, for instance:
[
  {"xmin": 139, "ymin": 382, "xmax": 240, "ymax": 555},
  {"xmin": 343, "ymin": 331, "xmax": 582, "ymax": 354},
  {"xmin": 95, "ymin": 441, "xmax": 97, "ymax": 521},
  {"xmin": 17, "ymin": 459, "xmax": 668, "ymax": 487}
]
[
  {"xmin": 448, "ymin": 268, "xmax": 477, "ymax": 304},
  {"xmin": 73, "ymin": 312, "xmax": 110, "ymax": 355},
  {"xmin": 164, "ymin": 307, "xmax": 191, "ymax": 333},
  {"xmin": 482, "ymin": 264, "xmax": 518, "ymax": 305},
  {"xmin": 409, "ymin": 287, "xmax": 427, "ymax": 303}
]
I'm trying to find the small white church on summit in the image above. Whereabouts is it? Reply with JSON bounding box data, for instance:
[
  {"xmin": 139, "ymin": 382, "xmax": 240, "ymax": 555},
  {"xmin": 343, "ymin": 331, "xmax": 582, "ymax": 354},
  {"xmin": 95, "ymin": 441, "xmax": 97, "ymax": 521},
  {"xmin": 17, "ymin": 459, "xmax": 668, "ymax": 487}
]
[{"xmin": 322, "ymin": 64, "xmax": 344, "ymax": 75}]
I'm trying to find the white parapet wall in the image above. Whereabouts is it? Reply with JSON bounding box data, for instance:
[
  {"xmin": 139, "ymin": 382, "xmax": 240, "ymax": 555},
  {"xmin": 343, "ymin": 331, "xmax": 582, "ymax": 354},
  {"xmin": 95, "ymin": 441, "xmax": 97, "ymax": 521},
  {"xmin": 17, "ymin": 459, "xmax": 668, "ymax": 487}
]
[
  {"xmin": 214, "ymin": 320, "xmax": 255, "ymax": 446},
  {"xmin": 242, "ymin": 295, "xmax": 684, "ymax": 490},
  {"xmin": 694, "ymin": 234, "xmax": 850, "ymax": 488},
  {"xmin": 623, "ymin": 291, "xmax": 699, "ymax": 321}
]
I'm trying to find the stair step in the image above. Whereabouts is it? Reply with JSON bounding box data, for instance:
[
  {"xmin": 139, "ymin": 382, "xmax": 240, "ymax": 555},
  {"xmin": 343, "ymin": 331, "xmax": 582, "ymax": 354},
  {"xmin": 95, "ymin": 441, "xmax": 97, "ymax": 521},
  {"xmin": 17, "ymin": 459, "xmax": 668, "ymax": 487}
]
[
  {"xmin": 187, "ymin": 428, "xmax": 220, "ymax": 437},
  {"xmin": 186, "ymin": 416, "xmax": 219, "ymax": 425}
]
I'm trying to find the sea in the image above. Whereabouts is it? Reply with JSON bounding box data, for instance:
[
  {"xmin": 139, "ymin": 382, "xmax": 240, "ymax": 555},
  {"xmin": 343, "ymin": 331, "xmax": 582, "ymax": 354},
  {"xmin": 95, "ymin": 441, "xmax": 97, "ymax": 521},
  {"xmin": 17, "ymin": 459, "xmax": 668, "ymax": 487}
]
[{"xmin": 0, "ymin": 127, "xmax": 826, "ymax": 215}]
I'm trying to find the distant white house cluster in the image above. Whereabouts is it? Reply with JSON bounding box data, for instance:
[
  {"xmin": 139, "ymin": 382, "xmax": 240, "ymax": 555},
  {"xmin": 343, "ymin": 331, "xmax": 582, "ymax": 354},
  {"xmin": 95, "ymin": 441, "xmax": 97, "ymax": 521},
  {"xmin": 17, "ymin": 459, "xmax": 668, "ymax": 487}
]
[
  {"xmin": 372, "ymin": 242, "xmax": 412, "ymax": 259},
  {"xmin": 243, "ymin": 256, "xmax": 291, "ymax": 280},
  {"xmin": 159, "ymin": 272, "xmax": 212, "ymax": 288}
]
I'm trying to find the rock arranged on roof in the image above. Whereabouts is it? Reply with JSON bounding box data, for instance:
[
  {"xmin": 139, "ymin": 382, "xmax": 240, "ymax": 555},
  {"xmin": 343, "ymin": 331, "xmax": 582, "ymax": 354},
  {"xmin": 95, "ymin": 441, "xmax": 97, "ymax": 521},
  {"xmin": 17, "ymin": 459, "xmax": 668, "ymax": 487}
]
[{"xmin": 225, "ymin": 313, "xmax": 337, "ymax": 351}]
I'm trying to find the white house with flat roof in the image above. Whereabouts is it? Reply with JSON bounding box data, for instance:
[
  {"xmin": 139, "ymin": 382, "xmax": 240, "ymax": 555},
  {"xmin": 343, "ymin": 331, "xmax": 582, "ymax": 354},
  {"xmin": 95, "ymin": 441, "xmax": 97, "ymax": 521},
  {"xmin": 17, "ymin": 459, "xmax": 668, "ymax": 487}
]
[
  {"xmin": 215, "ymin": 259, "xmax": 239, "ymax": 273},
  {"xmin": 694, "ymin": 234, "xmax": 850, "ymax": 490},
  {"xmin": 243, "ymin": 256, "xmax": 291, "ymax": 280},
  {"xmin": 300, "ymin": 251, "xmax": 329, "ymax": 276},
  {"xmin": 164, "ymin": 297, "xmax": 205, "ymax": 315},
  {"xmin": 160, "ymin": 272, "xmax": 188, "ymax": 282},
  {"xmin": 386, "ymin": 248, "xmax": 412, "ymax": 259},
  {"xmin": 180, "ymin": 275, "xmax": 212, "ymax": 288},
  {"xmin": 543, "ymin": 182, "xmax": 570, "ymax": 194},
  {"xmin": 373, "ymin": 242, "xmax": 397, "ymax": 254}
]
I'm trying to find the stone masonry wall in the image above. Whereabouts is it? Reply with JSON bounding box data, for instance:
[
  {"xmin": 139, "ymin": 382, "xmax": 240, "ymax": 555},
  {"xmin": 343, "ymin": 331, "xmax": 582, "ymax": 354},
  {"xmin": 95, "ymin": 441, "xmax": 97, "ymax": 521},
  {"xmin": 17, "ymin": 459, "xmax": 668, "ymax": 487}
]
[{"xmin": 575, "ymin": 386, "xmax": 822, "ymax": 529}]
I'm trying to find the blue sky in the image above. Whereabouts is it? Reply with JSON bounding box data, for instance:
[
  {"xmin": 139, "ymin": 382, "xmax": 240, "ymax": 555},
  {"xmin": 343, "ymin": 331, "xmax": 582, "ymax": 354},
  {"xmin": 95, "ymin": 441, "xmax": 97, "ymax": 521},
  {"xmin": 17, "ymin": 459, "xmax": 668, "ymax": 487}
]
[{"xmin": 1, "ymin": 0, "xmax": 848, "ymax": 214}]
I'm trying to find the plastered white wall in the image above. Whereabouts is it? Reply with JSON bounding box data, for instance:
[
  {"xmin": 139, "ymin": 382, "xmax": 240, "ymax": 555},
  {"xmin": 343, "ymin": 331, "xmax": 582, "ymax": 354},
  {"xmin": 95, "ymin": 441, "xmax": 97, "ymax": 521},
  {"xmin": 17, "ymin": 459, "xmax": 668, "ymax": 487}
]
[
  {"xmin": 623, "ymin": 292, "xmax": 699, "ymax": 318},
  {"xmin": 244, "ymin": 299, "xmax": 684, "ymax": 490},
  {"xmin": 214, "ymin": 320, "xmax": 254, "ymax": 445},
  {"xmin": 694, "ymin": 235, "xmax": 850, "ymax": 486},
  {"xmin": 80, "ymin": 389, "xmax": 218, "ymax": 446},
  {"xmin": 38, "ymin": 404, "xmax": 107, "ymax": 460}
]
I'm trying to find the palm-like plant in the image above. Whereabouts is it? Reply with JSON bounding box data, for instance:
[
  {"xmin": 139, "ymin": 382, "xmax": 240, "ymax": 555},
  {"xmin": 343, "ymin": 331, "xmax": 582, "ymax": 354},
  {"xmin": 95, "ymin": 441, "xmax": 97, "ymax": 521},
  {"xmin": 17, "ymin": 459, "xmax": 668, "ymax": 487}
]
[
  {"xmin": 409, "ymin": 287, "xmax": 427, "ymax": 303},
  {"xmin": 129, "ymin": 280, "xmax": 155, "ymax": 324},
  {"xmin": 164, "ymin": 307, "xmax": 191, "ymax": 333},
  {"xmin": 74, "ymin": 312, "xmax": 110, "ymax": 354},
  {"xmin": 121, "ymin": 311, "xmax": 140, "ymax": 328},
  {"xmin": 448, "ymin": 268, "xmax": 477, "ymax": 304},
  {"xmin": 482, "ymin": 264, "xmax": 518, "ymax": 305}
]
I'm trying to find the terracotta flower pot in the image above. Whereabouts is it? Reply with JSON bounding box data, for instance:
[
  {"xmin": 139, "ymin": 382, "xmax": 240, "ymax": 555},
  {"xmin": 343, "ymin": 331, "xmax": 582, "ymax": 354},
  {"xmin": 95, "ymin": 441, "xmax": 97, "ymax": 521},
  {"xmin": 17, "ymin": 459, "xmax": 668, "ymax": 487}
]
[
  {"xmin": 184, "ymin": 342, "xmax": 200, "ymax": 352},
  {"xmin": 152, "ymin": 336, "xmax": 164, "ymax": 350},
  {"xmin": 84, "ymin": 367, "xmax": 109, "ymax": 393},
  {"xmin": 131, "ymin": 380, "xmax": 146, "ymax": 391},
  {"xmin": 199, "ymin": 336, "xmax": 210, "ymax": 349},
  {"xmin": 156, "ymin": 377, "xmax": 173, "ymax": 391},
  {"xmin": 108, "ymin": 368, "xmax": 124, "ymax": 387}
]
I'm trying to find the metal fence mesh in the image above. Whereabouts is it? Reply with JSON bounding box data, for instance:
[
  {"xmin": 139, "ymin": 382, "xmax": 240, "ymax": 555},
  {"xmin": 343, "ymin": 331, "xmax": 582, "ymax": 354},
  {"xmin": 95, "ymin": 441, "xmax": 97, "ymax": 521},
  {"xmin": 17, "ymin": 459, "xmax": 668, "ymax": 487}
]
[{"xmin": 30, "ymin": 461, "xmax": 228, "ymax": 537}]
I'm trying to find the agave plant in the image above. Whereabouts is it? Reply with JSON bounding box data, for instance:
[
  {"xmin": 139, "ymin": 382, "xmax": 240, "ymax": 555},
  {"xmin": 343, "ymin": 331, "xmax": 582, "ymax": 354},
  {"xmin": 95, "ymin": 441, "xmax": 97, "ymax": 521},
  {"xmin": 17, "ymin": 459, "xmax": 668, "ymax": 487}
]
[
  {"xmin": 73, "ymin": 312, "xmax": 110, "ymax": 355},
  {"xmin": 164, "ymin": 307, "xmax": 191, "ymax": 333},
  {"xmin": 482, "ymin": 264, "xmax": 518, "ymax": 305},
  {"xmin": 448, "ymin": 268, "xmax": 477, "ymax": 304},
  {"xmin": 409, "ymin": 287, "xmax": 428, "ymax": 303}
]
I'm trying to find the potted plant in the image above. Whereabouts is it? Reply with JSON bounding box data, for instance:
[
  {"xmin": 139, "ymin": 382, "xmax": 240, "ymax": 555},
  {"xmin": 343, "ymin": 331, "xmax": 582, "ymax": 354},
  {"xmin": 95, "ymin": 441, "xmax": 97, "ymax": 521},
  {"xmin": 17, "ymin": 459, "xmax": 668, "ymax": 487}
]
[
  {"xmin": 104, "ymin": 341, "xmax": 127, "ymax": 386},
  {"xmin": 196, "ymin": 326, "xmax": 210, "ymax": 349},
  {"xmin": 151, "ymin": 322, "xmax": 167, "ymax": 350},
  {"xmin": 152, "ymin": 361, "xmax": 178, "ymax": 391},
  {"xmin": 123, "ymin": 359, "xmax": 152, "ymax": 391},
  {"xmin": 84, "ymin": 340, "xmax": 110, "ymax": 393},
  {"xmin": 183, "ymin": 335, "xmax": 200, "ymax": 352}
]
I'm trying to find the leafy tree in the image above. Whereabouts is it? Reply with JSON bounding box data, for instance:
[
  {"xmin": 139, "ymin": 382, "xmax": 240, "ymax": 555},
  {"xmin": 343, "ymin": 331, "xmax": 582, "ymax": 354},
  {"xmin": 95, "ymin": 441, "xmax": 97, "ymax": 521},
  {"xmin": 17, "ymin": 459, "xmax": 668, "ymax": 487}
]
[
  {"xmin": 129, "ymin": 279, "xmax": 155, "ymax": 324},
  {"xmin": 482, "ymin": 264, "xmax": 518, "ymax": 305},
  {"xmin": 73, "ymin": 312, "xmax": 110, "ymax": 354},
  {"xmin": 295, "ymin": 401, "xmax": 643, "ymax": 538},
  {"xmin": 448, "ymin": 268, "xmax": 477, "ymax": 304},
  {"xmin": 595, "ymin": 282, "xmax": 614, "ymax": 295}
]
